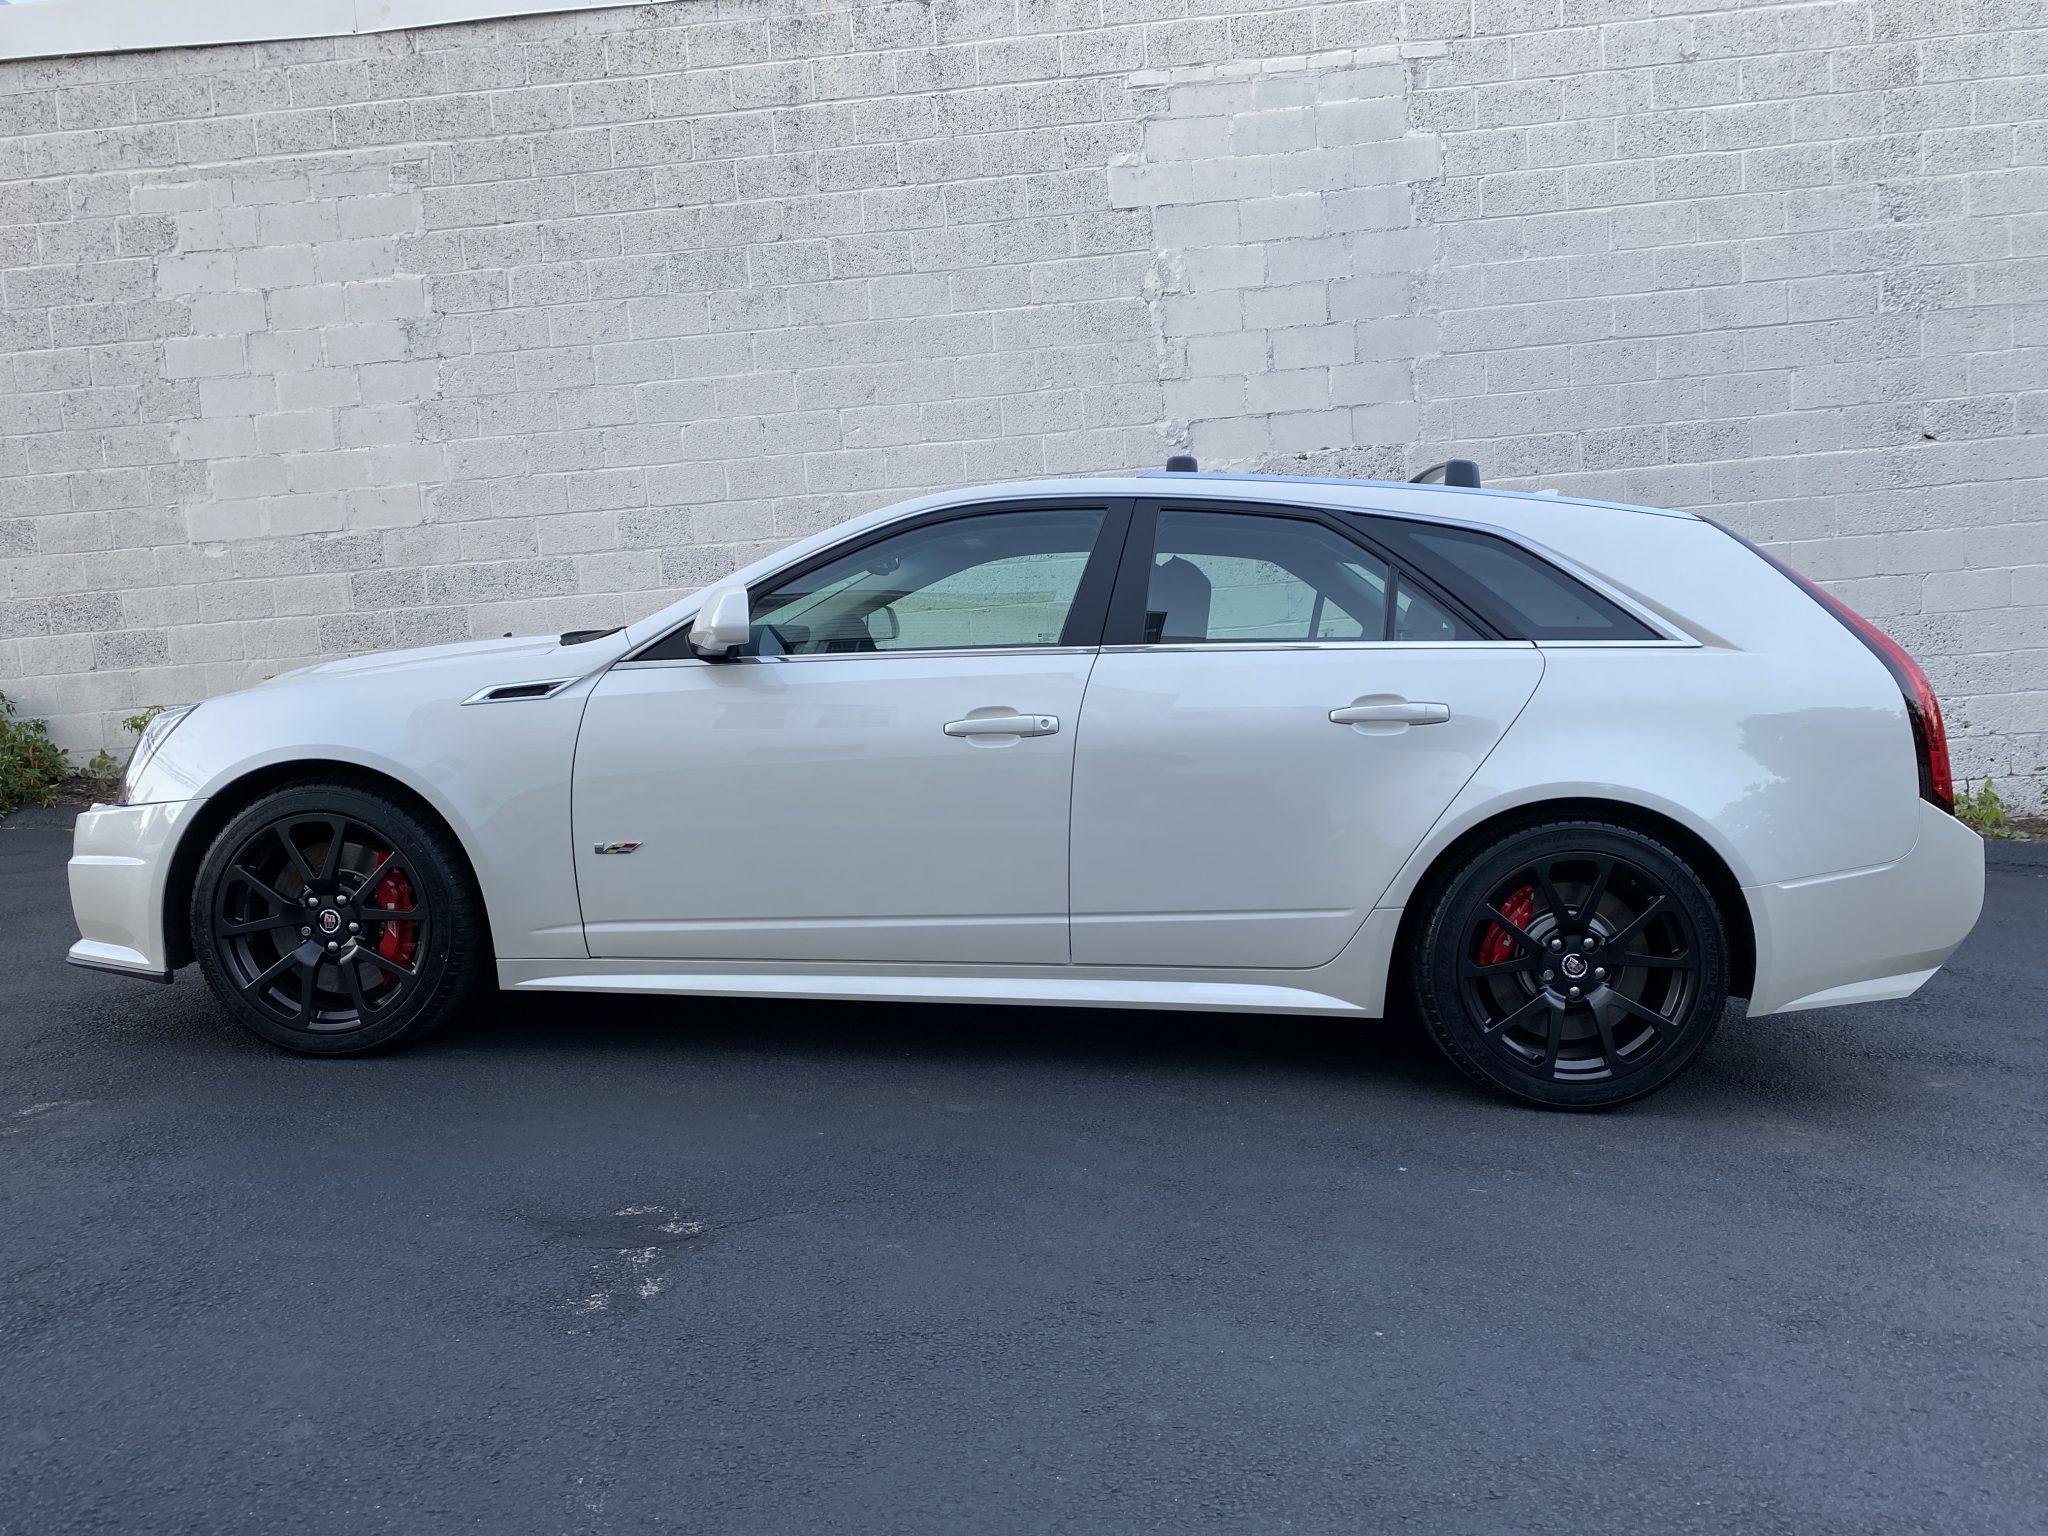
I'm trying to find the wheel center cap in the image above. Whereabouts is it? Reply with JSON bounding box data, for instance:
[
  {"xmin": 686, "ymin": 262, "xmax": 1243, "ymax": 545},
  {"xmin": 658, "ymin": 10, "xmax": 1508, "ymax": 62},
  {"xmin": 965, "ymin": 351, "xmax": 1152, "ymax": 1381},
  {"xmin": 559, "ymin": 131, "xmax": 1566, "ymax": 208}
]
[
  {"xmin": 1560, "ymin": 952, "xmax": 1589, "ymax": 980},
  {"xmin": 317, "ymin": 908, "xmax": 342, "ymax": 935}
]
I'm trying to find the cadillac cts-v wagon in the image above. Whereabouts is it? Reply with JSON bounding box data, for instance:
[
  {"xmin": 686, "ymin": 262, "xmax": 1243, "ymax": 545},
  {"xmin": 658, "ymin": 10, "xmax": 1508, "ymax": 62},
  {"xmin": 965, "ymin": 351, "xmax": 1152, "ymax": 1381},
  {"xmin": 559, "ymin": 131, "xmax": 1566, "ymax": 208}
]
[{"xmin": 69, "ymin": 464, "xmax": 1984, "ymax": 1108}]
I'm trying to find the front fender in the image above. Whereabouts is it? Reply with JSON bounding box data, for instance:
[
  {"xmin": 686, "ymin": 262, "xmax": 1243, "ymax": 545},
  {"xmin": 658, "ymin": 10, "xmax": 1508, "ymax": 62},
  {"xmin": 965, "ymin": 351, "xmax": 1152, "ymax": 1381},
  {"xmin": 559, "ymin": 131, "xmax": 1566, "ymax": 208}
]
[{"xmin": 126, "ymin": 638, "xmax": 628, "ymax": 965}]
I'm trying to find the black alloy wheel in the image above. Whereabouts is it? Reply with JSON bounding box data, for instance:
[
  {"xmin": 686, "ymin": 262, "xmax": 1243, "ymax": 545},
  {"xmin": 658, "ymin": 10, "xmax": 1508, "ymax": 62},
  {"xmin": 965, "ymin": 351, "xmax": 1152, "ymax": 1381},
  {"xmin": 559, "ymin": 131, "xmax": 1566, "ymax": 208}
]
[
  {"xmin": 1413, "ymin": 821, "xmax": 1729, "ymax": 1109},
  {"xmin": 192, "ymin": 781, "xmax": 485, "ymax": 1055}
]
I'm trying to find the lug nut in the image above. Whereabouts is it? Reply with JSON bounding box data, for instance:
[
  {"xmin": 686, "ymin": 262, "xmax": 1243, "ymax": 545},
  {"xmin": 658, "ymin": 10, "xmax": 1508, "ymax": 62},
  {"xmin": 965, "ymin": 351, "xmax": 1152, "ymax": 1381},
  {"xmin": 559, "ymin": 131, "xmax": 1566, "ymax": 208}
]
[
  {"xmin": 300, "ymin": 926, "xmax": 311, "ymax": 938},
  {"xmin": 1542, "ymin": 969, "xmax": 1555, "ymax": 981},
  {"xmin": 1568, "ymin": 985, "xmax": 1582, "ymax": 999},
  {"xmin": 1581, "ymin": 936, "xmax": 1595, "ymax": 950},
  {"xmin": 304, "ymin": 893, "xmax": 318, "ymax": 906},
  {"xmin": 326, "ymin": 941, "xmax": 339, "ymax": 952},
  {"xmin": 348, "ymin": 922, "xmax": 359, "ymax": 933},
  {"xmin": 1594, "ymin": 967, "xmax": 1606, "ymax": 979},
  {"xmin": 1550, "ymin": 938, "xmax": 1564, "ymax": 951}
]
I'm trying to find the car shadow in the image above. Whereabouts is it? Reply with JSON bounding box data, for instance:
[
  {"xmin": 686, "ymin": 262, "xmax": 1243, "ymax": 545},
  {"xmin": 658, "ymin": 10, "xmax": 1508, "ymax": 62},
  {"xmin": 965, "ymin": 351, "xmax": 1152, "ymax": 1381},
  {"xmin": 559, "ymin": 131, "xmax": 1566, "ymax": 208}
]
[
  {"xmin": 435, "ymin": 986, "xmax": 1478, "ymax": 1098},
  {"xmin": 93, "ymin": 961, "xmax": 1873, "ymax": 1119},
  {"xmin": 419, "ymin": 988, "xmax": 1864, "ymax": 1117}
]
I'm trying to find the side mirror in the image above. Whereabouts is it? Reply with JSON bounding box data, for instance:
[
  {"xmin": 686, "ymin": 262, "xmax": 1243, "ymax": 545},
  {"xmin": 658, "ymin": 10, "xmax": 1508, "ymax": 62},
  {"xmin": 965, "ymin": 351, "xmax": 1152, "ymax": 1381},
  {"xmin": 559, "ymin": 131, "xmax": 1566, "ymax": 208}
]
[{"xmin": 687, "ymin": 583, "xmax": 751, "ymax": 659}]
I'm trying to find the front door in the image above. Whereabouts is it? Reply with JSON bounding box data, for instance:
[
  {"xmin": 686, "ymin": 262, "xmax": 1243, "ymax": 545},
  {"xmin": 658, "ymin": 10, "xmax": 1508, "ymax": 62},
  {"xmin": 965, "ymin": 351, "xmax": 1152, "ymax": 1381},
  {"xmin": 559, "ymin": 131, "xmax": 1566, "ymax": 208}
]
[
  {"xmin": 1069, "ymin": 502, "xmax": 1544, "ymax": 969},
  {"xmin": 573, "ymin": 504, "xmax": 1123, "ymax": 965}
]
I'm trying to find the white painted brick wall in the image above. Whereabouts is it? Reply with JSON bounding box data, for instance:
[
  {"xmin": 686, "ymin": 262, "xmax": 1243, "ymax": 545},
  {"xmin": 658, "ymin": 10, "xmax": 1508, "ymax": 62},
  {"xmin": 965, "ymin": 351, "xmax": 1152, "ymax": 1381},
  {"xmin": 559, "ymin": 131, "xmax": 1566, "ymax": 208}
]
[
  {"xmin": 0, "ymin": 0, "xmax": 2042, "ymax": 810},
  {"xmin": 1381, "ymin": 0, "xmax": 2048, "ymax": 811}
]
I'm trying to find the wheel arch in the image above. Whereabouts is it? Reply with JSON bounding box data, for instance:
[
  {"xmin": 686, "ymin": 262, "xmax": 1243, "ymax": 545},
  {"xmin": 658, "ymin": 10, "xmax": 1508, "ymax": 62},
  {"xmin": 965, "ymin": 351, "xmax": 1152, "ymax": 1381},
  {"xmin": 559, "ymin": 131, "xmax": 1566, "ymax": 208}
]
[
  {"xmin": 162, "ymin": 759, "xmax": 493, "ymax": 970},
  {"xmin": 1384, "ymin": 795, "xmax": 1757, "ymax": 1009}
]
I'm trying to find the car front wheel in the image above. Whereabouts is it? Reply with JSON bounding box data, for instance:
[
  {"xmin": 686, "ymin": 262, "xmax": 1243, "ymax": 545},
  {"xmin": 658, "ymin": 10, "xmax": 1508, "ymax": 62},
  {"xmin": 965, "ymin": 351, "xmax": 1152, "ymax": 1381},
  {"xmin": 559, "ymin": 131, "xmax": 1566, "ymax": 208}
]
[
  {"xmin": 1412, "ymin": 820, "xmax": 1730, "ymax": 1109},
  {"xmin": 191, "ymin": 781, "xmax": 486, "ymax": 1055}
]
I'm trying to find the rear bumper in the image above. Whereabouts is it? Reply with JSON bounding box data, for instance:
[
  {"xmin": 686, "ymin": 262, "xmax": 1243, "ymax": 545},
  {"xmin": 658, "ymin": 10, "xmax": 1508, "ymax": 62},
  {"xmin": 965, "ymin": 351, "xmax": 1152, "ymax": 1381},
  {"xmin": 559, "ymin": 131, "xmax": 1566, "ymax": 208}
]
[
  {"xmin": 67, "ymin": 799, "xmax": 197, "ymax": 982},
  {"xmin": 1745, "ymin": 800, "xmax": 1985, "ymax": 1017}
]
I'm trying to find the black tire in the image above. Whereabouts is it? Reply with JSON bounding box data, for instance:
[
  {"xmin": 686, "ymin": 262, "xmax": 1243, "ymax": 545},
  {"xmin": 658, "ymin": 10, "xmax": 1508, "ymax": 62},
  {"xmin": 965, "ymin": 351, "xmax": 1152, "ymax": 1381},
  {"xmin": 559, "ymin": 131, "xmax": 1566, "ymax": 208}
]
[
  {"xmin": 1411, "ymin": 820, "xmax": 1729, "ymax": 1109},
  {"xmin": 190, "ymin": 780, "xmax": 487, "ymax": 1055}
]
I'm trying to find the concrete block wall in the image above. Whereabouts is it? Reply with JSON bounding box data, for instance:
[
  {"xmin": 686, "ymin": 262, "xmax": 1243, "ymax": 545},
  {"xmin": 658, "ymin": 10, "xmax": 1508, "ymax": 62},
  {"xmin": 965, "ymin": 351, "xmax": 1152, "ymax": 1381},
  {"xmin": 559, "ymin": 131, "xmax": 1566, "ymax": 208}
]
[
  {"xmin": 1117, "ymin": 48, "xmax": 1442, "ymax": 466},
  {"xmin": 0, "ymin": 0, "xmax": 2041, "ymax": 809},
  {"xmin": 1386, "ymin": 0, "xmax": 2048, "ymax": 809}
]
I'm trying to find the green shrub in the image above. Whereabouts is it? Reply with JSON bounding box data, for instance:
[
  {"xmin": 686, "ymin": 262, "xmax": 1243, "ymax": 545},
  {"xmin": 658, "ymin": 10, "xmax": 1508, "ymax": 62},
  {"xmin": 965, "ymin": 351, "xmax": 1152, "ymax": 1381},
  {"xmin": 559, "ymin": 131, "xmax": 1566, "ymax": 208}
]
[
  {"xmin": 82, "ymin": 706, "xmax": 167, "ymax": 799},
  {"xmin": 0, "ymin": 692, "xmax": 70, "ymax": 816},
  {"xmin": 1953, "ymin": 779, "xmax": 2020, "ymax": 839},
  {"xmin": 84, "ymin": 748, "xmax": 123, "ymax": 798}
]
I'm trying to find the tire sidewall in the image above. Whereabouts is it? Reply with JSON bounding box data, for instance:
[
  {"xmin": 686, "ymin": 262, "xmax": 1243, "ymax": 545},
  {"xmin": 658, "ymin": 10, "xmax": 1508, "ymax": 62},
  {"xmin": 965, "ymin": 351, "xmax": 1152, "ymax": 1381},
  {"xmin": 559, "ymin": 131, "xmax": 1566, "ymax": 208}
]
[
  {"xmin": 1415, "ymin": 821, "xmax": 1730, "ymax": 1110},
  {"xmin": 191, "ymin": 782, "xmax": 474, "ymax": 1055}
]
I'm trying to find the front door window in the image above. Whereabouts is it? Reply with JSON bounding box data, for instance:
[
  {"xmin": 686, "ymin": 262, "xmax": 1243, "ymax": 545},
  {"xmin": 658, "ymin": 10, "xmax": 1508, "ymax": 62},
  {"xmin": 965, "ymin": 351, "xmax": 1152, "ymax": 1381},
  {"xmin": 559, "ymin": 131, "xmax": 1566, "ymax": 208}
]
[{"xmin": 747, "ymin": 509, "xmax": 1107, "ymax": 657}]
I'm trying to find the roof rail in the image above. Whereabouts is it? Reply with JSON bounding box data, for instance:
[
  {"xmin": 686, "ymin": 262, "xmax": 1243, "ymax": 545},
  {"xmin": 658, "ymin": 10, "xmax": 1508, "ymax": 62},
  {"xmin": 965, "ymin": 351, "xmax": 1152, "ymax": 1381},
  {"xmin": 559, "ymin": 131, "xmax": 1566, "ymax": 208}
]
[
  {"xmin": 1409, "ymin": 459, "xmax": 1482, "ymax": 488},
  {"xmin": 1123, "ymin": 463, "xmax": 1694, "ymax": 520},
  {"xmin": 1143, "ymin": 455, "xmax": 1488, "ymax": 493}
]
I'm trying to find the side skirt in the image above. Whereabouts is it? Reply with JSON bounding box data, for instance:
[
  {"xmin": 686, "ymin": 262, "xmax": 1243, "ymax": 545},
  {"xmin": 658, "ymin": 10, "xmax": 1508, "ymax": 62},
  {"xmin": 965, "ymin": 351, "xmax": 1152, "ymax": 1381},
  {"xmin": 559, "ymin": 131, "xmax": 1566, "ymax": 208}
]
[
  {"xmin": 499, "ymin": 966, "xmax": 1362, "ymax": 1016},
  {"xmin": 495, "ymin": 908, "xmax": 1405, "ymax": 1018}
]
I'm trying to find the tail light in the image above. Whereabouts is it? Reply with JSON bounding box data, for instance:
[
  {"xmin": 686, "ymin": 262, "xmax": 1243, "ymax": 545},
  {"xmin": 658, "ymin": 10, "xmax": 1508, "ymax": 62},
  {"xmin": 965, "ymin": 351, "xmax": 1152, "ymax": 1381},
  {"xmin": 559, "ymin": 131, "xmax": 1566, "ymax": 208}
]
[{"xmin": 1714, "ymin": 525, "xmax": 1953, "ymax": 815}]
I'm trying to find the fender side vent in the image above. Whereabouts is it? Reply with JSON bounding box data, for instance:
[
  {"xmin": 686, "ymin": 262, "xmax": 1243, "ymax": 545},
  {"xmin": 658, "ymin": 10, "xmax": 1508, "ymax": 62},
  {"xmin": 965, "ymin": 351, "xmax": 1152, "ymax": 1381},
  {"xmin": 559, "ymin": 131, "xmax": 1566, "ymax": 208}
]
[{"xmin": 463, "ymin": 678, "xmax": 576, "ymax": 705}]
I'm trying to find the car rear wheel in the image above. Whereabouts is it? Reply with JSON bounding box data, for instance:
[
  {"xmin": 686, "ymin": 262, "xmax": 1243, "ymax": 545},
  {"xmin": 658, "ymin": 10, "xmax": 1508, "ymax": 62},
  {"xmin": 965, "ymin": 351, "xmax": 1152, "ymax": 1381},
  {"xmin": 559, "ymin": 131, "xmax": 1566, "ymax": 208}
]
[
  {"xmin": 190, "ymin": 781, "xmax": 486, "ymax": 1055},
  {"xmin": 1412, "ymin": 820, "xmax": 1729, "ymax": 1109}
]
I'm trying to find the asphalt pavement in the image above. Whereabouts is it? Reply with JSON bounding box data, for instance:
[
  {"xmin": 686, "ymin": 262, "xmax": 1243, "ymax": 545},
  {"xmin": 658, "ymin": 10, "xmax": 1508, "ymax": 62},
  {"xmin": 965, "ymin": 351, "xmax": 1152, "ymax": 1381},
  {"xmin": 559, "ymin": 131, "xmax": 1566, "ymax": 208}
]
[{"xmin": 3, "ymin": 809, "xmax": 2044, "ymax": 1536}]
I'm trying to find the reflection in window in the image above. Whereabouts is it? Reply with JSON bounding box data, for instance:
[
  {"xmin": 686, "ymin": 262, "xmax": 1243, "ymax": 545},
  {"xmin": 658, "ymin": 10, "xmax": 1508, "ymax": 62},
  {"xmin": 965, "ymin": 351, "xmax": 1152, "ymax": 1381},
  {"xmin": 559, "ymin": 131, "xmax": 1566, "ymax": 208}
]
[
  {"xmin": 746, "ymin": 508, "xmax": 1105, "ymax": 656},
  {"xmin": 1145, "ymin": 510, "xmax": 1474, "ymax": 643},
  {"xmin": 1373, "ymin": 522, "xmax": 1655, "ymax": 640}
]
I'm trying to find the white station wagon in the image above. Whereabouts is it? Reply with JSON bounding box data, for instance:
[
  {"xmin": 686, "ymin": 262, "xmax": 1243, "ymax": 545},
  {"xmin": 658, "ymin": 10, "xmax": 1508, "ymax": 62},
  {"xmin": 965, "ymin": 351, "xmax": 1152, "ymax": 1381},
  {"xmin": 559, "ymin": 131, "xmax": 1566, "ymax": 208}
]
[{"xmin": 70, "ymin": 461, "xmax": 1984, "ymax": 1108}]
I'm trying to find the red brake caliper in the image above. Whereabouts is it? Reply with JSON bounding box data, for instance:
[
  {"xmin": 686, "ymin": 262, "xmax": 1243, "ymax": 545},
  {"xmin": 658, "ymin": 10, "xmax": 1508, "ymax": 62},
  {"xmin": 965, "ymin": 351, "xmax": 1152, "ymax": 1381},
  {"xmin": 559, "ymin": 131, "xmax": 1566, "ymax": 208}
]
[
  {"xmin": 367, "ymin": 855, "xmax": 419, "ymax": 970},
  {"xmin": 1478, "ymin": 885, "xmax": 1536, "ymax": 967}
]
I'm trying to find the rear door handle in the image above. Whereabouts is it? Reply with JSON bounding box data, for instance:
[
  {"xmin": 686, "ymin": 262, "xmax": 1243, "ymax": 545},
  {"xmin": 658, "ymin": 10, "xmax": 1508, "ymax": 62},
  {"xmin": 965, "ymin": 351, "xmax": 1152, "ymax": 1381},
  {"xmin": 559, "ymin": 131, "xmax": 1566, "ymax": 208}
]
[
  {"xmin": 943, "ymin": 713, "xmax": 1059, "ymax": 738},
  {"xmin": 1329, "ymin": 702, "xmax": 1451, "ymax": 726}
]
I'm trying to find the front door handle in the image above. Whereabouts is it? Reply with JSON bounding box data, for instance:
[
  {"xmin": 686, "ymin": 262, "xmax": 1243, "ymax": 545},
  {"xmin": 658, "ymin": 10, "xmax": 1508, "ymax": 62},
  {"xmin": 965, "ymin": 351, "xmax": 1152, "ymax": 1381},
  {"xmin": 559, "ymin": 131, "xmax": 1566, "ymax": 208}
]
[
  {"xmin": 1329, "ymin": 701, "xmax": 1451, "ymax": 726},
  {"xmin": 943, "ymin": 713, "xmax": 1059, "ymax": 738}
]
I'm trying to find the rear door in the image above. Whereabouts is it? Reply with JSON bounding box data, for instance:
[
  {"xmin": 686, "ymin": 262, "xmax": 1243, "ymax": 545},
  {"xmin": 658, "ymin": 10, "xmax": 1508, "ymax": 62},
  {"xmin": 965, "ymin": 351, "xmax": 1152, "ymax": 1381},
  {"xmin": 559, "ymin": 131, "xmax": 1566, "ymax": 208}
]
[{"xmin": 1068, "ymin": 500, "xmax": 1543, "ymax": 969}]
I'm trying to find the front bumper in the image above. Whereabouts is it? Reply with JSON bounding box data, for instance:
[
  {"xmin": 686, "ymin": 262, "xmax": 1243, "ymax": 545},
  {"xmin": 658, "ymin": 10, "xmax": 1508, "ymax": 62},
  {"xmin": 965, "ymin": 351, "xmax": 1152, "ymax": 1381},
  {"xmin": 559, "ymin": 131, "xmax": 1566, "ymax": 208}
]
[
  {"xmin": 67, "ymin": 799, "xmax": 199, "ymax": 983},
  {"xmin": 1745, "ymin": 799, "xmax": 1985, "ymax": 1017}
]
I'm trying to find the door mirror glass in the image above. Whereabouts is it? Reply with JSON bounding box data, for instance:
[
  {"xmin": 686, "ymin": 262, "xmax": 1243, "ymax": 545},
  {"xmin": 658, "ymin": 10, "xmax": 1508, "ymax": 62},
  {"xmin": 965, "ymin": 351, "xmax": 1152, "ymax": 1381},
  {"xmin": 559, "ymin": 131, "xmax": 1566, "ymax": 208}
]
[
  {"xmin": 866, "ymin": 605, "xmax": 901, "ymax": 644},
  {"xmin": 688, "ymin": 583, "xmax": 752, "ymax": 658}
]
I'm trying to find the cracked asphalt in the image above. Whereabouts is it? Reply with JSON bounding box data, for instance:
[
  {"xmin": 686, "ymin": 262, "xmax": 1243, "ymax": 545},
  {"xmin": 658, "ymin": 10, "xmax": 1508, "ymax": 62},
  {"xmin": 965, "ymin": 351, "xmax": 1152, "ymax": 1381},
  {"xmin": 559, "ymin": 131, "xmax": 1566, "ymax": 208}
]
[{"xmin": 3, "ymin": 810, "xmax": 2044, "ymax": 1536}]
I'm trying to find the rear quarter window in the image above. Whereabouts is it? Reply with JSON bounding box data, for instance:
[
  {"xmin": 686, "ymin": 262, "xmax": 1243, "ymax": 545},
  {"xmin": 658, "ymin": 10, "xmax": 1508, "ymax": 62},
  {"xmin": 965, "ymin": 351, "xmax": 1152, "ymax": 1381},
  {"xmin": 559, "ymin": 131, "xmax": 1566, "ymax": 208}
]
[{"xmin": 1371, "ymin": 522, "xmax": 1657, "ymax": 641}]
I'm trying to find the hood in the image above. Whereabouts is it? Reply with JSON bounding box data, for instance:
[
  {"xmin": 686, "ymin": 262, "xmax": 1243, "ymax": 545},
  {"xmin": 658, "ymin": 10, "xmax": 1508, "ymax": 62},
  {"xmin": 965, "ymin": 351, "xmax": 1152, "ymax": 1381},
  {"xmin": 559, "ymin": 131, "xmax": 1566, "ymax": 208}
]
[{"xmin": 258, "ymin": 632, "xmax": 625, "ymax": 688}]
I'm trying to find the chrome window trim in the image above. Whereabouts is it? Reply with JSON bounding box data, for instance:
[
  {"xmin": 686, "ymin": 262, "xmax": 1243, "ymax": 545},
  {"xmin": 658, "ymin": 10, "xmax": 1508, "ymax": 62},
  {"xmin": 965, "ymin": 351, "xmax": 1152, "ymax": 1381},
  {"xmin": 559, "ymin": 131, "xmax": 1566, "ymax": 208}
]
[
  {"xmin": 608, "ymin": 636, "xmax": 1702, "ymax": 670},
  {"xmin": 614, "ymin": 646, "xmax": 1100, "ymax": 670},
  {"xmin": 1097, "ymin": 640, "xmax": 1538, "ymax": 656},
  {"xmin": 1533, "ymin": 638, "xmax": 1702, "ymax": 649}
]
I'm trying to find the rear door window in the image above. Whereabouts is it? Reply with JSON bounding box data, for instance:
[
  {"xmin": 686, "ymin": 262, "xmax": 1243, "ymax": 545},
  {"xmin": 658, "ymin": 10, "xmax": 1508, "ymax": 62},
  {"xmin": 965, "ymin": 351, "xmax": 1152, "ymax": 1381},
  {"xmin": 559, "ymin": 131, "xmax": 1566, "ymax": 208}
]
[{"xmin": 1128, "ymin": 508, "xmax": 1481, "ymax": 644}]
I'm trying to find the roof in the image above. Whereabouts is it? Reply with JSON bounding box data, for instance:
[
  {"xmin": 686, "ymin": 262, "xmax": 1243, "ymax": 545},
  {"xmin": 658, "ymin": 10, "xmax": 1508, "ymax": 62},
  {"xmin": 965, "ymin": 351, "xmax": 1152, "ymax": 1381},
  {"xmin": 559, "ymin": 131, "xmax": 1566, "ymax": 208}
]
[
  {"xmin": 1131, "ymin": 468, "xmax": 1697, "ymax": 521},
  {"xmin": 873, "ymin": 472, "xmax": 1698, "ymax": 529}
]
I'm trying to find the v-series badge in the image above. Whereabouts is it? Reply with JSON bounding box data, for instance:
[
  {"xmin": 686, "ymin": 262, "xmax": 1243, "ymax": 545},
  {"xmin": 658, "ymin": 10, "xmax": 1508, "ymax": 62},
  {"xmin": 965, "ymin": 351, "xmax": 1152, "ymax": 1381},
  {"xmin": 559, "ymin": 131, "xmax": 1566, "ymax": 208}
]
[{"xmin": 593, "ymin": 842, "xmax": 642, "ymax": 856}]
